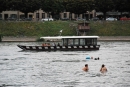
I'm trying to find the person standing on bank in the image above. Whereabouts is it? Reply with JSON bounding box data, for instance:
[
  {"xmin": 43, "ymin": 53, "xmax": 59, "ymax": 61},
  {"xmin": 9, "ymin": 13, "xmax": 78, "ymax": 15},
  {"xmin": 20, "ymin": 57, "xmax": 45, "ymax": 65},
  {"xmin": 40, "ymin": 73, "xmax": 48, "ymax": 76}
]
[
  {"xmin": 82, "ymin": 64, "xmax": 89, "ymax": 72},
  {"xmin": 100, "ymin": 64, "xmax": 107, "ymax": 73}
]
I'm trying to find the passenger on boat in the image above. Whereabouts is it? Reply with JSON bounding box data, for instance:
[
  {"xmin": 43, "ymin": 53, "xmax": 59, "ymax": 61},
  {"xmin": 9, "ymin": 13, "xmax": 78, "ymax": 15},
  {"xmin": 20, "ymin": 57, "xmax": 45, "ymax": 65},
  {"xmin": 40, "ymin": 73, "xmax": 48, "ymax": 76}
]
[
  {"xmin": 100, "ymin": 64, "xmax": 107, "ymax": 73},
  {"xmin": 42, "ymin": 43, "xmax": 46, "ymax": 46},
  {"xmin": 51, "ymin": 42, "xmax": 56, "ymax": 46},
  {"xmin": 42, "ymin": 43, "xmax": 49, "ymax": 46},
  {"xmin": 57, "ymin": 43, "xmax": 60, "ymax": 46},
  {"xmin": 82, "ymin": 64, "xmax": 89, "ymax": 72},
  {"xmin": 47, "ymin": 43, "xmax": 50, "ymax": 46}
]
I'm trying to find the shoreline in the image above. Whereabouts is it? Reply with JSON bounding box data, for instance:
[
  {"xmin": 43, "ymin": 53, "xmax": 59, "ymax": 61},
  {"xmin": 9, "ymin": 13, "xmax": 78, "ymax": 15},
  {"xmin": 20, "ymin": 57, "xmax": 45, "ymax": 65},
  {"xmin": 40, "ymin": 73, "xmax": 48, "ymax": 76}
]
[
  {"xmin": 1, "ymin": 36, "xmax": 130, "ymax": 42},
  {"xmin": 98, "ymin": 36, "xmax": 130, "ymax": 41}
]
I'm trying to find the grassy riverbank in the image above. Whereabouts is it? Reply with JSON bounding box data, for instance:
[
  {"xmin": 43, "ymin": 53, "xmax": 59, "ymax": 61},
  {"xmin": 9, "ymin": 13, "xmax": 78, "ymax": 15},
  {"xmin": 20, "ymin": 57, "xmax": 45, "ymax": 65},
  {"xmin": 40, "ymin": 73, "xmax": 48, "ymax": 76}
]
[{"xmin": 0, "ymin": 20, "xmax": 130, "ymax": 37}]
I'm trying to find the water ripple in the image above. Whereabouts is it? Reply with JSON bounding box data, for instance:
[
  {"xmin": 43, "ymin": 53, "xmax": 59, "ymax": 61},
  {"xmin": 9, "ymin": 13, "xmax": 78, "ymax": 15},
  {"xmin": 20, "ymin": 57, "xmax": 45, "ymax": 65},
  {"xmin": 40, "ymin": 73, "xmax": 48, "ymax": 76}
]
[{"xmin": 0, "ymin": 41, "xmax": 130, "ymax": 87}]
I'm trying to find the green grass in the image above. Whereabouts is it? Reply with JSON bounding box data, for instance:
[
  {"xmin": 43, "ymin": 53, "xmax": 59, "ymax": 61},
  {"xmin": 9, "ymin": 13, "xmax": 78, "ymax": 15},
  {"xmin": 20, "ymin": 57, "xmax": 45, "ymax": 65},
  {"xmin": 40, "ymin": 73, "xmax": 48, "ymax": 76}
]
[
  {"xmin": 89, "ymin": 21, "xmax": 130, "ymax": 36},
  {"xmin": 0, "ymin": 20, "xmax": 130, "ymax": 37}
]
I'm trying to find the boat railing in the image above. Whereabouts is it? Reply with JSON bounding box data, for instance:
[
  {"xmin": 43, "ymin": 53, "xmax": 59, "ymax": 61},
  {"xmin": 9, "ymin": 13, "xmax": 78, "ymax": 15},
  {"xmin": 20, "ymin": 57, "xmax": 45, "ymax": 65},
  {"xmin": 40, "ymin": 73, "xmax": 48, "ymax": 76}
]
[
  {"xmin": 18, "ymin": 44, "xmax": 100, "ymax": 51},
  {"xmin": 40, "ymin": 45, "xmax": 100, "ymax": 49}
]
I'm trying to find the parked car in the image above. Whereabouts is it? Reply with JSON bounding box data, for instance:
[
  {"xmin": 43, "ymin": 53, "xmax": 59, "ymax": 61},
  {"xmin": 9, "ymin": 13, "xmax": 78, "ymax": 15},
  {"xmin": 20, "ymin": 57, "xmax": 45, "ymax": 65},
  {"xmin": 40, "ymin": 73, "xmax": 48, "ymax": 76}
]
[
  {"xmin": 91, "ymin": 17, "xmax": 99, "ymax": 21},
  {"xmin": 120, "ymin": 17, "xmax": 130, "ymax": 21},
  {"xmin": 0, "ymin": 18, "xmax": 3, "ymax": 20},
  {"xmin": 41, "ymin": 18, "xmax": 54, "ymax": 21},
  {"xmin": 7, "ymin": 17, "xmax": 17, "ymax": 21},
  {"xmin": 16, "ymin": 18, "xmax": 32, "ymax": 21},
  {"xmin": 76, "ymin": 17, "xmax": 86, "ymax": 21},
  {"xmin": 106, "ymin": 17, "xmax": 117, "ymax": 21},
  {"xmin": 24, "ymin": 18, "xmax": 32, "ymax": 21},
  {"xmin": 61, "ymin": 18, "xmax": 69, "ymax": 21}
]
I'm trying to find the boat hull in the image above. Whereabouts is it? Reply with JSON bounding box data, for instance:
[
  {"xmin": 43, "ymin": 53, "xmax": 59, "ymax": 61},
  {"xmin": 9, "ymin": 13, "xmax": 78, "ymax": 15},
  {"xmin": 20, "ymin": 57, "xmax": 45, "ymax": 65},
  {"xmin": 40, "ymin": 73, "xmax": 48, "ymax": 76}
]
[{"xmin": 17, "ymin": 45, "xmax": 100, "ymax": 51}]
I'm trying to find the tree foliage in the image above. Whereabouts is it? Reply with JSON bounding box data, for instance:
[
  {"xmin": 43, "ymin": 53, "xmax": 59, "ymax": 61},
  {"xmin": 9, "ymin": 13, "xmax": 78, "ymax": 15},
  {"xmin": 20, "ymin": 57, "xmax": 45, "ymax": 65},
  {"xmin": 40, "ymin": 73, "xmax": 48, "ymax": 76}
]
[
  {"xmin": 1, "ymin": 0, "xmax": 41, "ymax": 17},
  {"xmin": 0, "ymin": 0, "xmax": 130, "ymax": 19},
  {"xmin": 66, "ymin": 0, "xmax": 91, "ymax": 16},
  {"xmin": 41, "ymin": 0, "xmax": 64, "ymax": 19},
  {"xmin": 19, "ymin": 0, "xmax": 41, "ymax": 17},
  {"xmin": 113, "ymin": 0, "xmax": 130, "ymax": 16},
  {"xmin": 0, "ymin": 0, "xmax": 7, "ymax": 12},
  {"xmin": 93, "ymin": 0, "xmax": 114, "ymax": 19}
]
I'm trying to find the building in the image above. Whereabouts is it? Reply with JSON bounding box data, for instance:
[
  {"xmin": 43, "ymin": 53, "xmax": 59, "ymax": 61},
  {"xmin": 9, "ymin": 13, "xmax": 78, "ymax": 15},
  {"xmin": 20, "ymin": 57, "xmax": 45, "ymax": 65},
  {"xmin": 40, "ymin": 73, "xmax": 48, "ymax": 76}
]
[{"xmin": 0, "ymin": 9, "xmax": 96, "ymax": 21}]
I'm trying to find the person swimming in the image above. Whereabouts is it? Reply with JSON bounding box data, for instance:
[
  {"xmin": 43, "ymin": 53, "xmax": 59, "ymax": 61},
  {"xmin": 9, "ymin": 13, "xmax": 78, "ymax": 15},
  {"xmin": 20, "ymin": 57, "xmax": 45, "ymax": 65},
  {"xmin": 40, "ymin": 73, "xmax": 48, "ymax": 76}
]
[
  {"xmin": 82, "ymin": 64, "xmax": 89, "ymax": 72},
  {"xmin": 94, "ymin": 57, "xmax": 99, "ymax": 60},
  {"xmin": 100, "ymin": 64, "xmax": 107, "ymax": 73}
]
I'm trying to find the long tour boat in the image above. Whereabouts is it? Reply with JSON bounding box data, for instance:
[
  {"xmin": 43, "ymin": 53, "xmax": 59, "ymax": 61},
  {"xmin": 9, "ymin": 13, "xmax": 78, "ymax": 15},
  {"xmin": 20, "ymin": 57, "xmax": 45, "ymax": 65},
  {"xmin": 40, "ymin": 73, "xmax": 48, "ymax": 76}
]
[{"xmin": 17, "ymin": 36, "xmax": 100, "ymax": 51}]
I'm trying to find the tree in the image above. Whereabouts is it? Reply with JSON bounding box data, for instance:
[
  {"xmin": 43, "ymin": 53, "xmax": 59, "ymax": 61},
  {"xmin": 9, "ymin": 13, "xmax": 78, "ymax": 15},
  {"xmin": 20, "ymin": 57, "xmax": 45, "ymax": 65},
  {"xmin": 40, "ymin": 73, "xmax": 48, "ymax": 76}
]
[
  {"xmin": 114, "ymin": 0, "xmax": 130, "ymax": 17},
  {"xmin": 61, "ymin": 0, "xmax": 70, "ymax": 11},
  {"xmin": 7, "ymin": 0, "xmax": 42, "ymax": 18},
  {"xmin": 0, "ymin": 0, "xmax": 7, "ymax": 12},
  {"xmin": 50, "ymin": 0, "xmax": 64, "ymax": 19},
  {"xmin": 93, "ymin": 0, "xmax": 114, "ymax": 20},
  {"xmin": 66, "ymin": 0, "xmax": 91, "ymax": 17},
  {"xmin": 126, "ymin": 0, "xmax": 130, "ymax": 17},
  {"xmin": 41, "ymin": 0, "xmax": 64, "ymax": 19}
]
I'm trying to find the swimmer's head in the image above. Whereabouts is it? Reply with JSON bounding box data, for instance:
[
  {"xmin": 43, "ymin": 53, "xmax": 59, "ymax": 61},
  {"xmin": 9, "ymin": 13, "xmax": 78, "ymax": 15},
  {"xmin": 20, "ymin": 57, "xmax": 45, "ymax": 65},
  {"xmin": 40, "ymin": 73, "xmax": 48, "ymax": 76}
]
[
  {"xmin": 85, "ymin": 64, "xmax": 88, "ymax": 67},
  {"xmin": 102, "ymin": 64, "xmax": 105, "ymax": 67}
]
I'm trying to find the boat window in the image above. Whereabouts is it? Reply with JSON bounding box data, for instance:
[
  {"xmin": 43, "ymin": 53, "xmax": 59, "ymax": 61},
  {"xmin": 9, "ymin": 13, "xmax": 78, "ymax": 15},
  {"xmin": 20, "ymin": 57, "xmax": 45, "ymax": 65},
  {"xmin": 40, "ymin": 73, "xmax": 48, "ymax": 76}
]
[
  {"xmin": 93, "ymin": 38, "xmax": 97, "ymax": 45},
  {"xmin": 85, "ymin": 38, "xmax": 97, "ymax": 45},
  {"xmin": 74, "ymin": 39, "xmax": 79, "ymax": 45},
  {"xmin": 85, "ymin": 38, "xmax": 92, "ymax": 45},
  {"xmin": 63, "ymin": 39, "xmax": 67, "ymax": 46},
  {"xmin": 68, "ymin": 39, "xmax": 73, "ymax": 45},
  {"xmin": 90, "ymin": 38, "xmax": 97, "ymax": 45},
  {"xmin": 80, "ymin": 39, "xmax": 85, "ymax": 45}
]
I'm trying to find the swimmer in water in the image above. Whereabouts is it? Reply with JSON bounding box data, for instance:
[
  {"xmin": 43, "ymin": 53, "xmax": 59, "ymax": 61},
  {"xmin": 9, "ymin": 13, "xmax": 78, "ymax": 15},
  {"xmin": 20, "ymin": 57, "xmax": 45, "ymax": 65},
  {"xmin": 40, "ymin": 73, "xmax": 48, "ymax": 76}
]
[
  {"xmin": 82, "ymin": 64, "xmax": 89, "ymax": 72},
  {"xmin": 100, "ymin": 64, "xmax": 107, "ymax": 73}
]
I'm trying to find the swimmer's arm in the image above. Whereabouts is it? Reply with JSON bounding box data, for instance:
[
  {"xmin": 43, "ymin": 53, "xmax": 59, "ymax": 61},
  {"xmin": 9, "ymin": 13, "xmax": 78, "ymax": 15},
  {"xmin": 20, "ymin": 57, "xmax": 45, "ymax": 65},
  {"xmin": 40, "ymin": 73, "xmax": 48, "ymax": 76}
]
[
  {"xmin": 100, "ymin": 68, "xmax": 102, "ymax": 71},
  {"xmin": 106, "ymin": 68, "xmax": 107, "ymax": 71}
]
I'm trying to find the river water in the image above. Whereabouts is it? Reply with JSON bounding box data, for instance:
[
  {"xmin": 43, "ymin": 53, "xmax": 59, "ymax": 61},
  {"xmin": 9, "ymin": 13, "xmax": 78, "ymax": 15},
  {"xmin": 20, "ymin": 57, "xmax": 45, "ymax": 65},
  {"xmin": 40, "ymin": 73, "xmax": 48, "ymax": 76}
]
[{"xmin": 0, "ymin": 41, "xmax": 130, "ymax": 87}]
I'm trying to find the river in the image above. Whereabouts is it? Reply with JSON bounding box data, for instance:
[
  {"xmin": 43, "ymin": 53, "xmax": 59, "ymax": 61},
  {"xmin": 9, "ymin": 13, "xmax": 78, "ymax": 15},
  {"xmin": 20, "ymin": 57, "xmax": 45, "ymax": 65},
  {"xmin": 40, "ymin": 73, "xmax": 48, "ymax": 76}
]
[{"xmin": 0, "ymin": 41, "xmax": 130, "ymax": 87}]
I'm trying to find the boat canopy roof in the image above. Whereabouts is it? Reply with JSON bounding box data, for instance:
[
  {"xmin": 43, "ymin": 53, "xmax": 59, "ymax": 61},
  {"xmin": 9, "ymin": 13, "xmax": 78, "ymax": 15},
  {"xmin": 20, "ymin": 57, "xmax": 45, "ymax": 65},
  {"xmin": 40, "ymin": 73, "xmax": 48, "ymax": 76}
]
[{"xmin": 40, "ymin": 36, "xmax": 99, "ymax": 40}]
